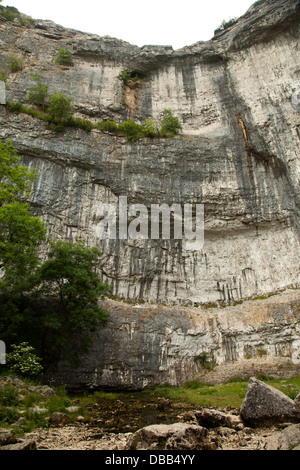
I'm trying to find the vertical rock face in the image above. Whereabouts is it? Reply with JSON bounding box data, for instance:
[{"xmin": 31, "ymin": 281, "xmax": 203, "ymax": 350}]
[
  {"xmin": 0, "ymin": 0, "xmax": 299, "ymax": 306},
  {"xmin": 48, "ymin": 290, "xmax": 300, "ymax": 390},
  {"xmin": 0, "ymin": 1, "xmax": 299, "ymax": 388}
]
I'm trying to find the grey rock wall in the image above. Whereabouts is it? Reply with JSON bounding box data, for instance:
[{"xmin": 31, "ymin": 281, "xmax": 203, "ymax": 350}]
[
  {"xmin": 0, "ymin": 1, "xmax": 299, "ymax": 388},
  {"xmin": 0, "ymin": 0, "xmax": 299, "ymax": 305},
  {"xmin": 47, "ymin": 290, "xmax": 300, "ymax": 390}
]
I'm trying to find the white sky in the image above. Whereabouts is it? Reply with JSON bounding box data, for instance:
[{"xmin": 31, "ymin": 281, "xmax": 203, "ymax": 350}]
[{"xmin": 3, "ymin": 0, "xmax": 256, "ymax": 49}]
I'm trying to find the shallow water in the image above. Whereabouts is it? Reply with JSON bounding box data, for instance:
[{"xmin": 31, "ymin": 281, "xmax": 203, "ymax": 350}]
[{"xmin": 85, "ymin": 392, "xmax": 196, "ymax": 433}]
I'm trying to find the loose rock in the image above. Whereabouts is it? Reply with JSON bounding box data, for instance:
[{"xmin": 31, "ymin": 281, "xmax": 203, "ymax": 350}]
[{"xmin": 240, "ymin": 377, "xmax": 296, "ymax": 425}]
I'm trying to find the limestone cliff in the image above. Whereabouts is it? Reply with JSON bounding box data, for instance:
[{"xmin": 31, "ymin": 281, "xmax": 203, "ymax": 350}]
[
  {"xmin": 0, "ymin": 0, "xmax": 299, "ymax": 306},
  {"xmin": 0, "ymin": 1, "xmax": 299, "ymax": 388}
]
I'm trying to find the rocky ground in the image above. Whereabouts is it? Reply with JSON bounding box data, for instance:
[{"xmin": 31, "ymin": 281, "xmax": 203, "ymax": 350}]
[
  {"xmin": 23, "ymin": 421, "xmax": 282, "ymax": 450},
  {"xmin": 1, "ymin": 359, "xmax": 300, "ymax": 451}
]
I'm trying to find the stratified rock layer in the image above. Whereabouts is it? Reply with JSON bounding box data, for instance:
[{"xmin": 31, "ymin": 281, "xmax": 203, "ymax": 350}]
[
  {"xmin": 47, "ymin": 290, "xmax": 300, "ymax": 390},
  {"xmin": 0, "ymin": 0, "xmax": 299, "ymax": 306},
  {"xmin": 0, "ymin": 1, "xmax": 299, "ymax": 389}
]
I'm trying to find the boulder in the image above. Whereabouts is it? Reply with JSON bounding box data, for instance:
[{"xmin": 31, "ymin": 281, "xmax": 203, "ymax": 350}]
[
  {"xmin": 125, "ymin": 422, "xmax": 215, "ymax": 450},
  {"xmin": 240, "ymin": 377, "xmax": 296, "ymax": 425},
  {"xmin": 278, "ymin": 423, "xmax": 300, "ymax": 450},
  {"xmin": 0, "ymin": 439, "xmax": 37, "ymax": 451},
  {"xmin": 0, "ymin": 432, "xmax": 17, "ymax": 446},
  {"xmin": 293, "ymin": 392, "xmax": 300, "ymax": 418},
  {"xmin": 195, "ymin": 409, "xmax": 243, "ymax": 430},
  {"xmin": 49, "ymin": 412, "xmax": 72, "ymax": 427}
]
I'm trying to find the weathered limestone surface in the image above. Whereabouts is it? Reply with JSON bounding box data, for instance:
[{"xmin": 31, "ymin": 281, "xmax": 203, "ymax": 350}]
[
  {"xmin": 47, "ymin": 290, "xmax": 300, "ymax": 390},
  {"xmin": 0, "ymin": 1, "xmax": 299, "ymax": 388},
  {"xmin": 0, "ymin": 0, "xmax": 299, "ymax": 306}
]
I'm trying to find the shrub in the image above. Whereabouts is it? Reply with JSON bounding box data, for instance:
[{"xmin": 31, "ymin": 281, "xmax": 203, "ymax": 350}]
[
  {"xmin": 7, "ymin": 54, "xmax": 24, "ymax": 73},
  {"xmin": 0, "ymin": 383, "xmax": 19, "ymax": 407},
  {"xmin": 1, "ymin": 6, "xmax": 20, "ymax": 22},
  {"xmin": 142, "ymin": 118, "xmax": 160, "ymax": 138},
  {"xmin": 0, "ymin": 68, "xmax": 7, "ymax": 82},
  {"xmin": 215, "ymin": 17, "xmax": 239, "ymax": 34},
  {"xmin": 6, "ymin": 342, "xmax": 43, "ymax": 377},
  {"xmin": 119, "ymin": 70, "xmax": 143, "ymax": 89},
  {"xmin": 27, "ymin": 73, "xmax": 49, "ymax": 110},
  {"xmin": 160, "ymin": 108, "xmax": 182, "ymax": 137},
  {"xmin": 97, "ymin": 120, "xmax": 119, "ymax": 133},
  {"xmin": 55, "ymin": 48, "xmax": 74, "ymax": 66},
  {"xmin": 118, "ymin": 120, "xmax": 144, "ymax": 142},
  {"xmin": 48, "ymin": 92, "xmax": 73, "ymax": 122}
]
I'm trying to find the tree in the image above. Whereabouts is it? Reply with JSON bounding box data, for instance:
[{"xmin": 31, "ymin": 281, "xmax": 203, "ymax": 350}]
[
  {"xmin": 36, "ymin": 240, "xmax": 111, "ymax": 364},
  {"xmin": 0, "ymin": 139, "xmax": 46, "ymax": 346},
  {"xmin": 0, "ymin": 139, "xmax": 37, "ymax": 207},
  {"xmin": 0, "ymin": 140, "xmax": 110, "ymax": 369},
  {"xmin": 48, "ymin": 92, "xmax": 73, "ymax": 123}
]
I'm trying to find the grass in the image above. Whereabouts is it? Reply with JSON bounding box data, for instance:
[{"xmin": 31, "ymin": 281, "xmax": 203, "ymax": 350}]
[
  {"xmin": 6, "ymin": 101, "xmax": 181, "ymax": 141},
  {"xmin": 0, "ymin": 372, "xmax": 299, "ymax": 436},
  {"xmin": 146, "ymin": 374, "xmax": 300, "ymax": 408}
]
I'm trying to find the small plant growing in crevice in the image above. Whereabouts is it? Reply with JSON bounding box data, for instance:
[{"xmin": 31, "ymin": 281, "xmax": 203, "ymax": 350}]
[
  {"xmin": 119, "ymin": 70, "xmax": 144, "ymax": 89},
  {"xmin": 215, "ymin": 17, "xmax": 239, "ymax": 34},
  {"xmin": 55, "ymin": 48, "xmax": 74, "ymax": 66},
  {"xmin": 27, "ymin": 73, "xmax": 49, "ymax": 110},
  {"xmin": 7, "ymin": 53, "xmax": 24, "ymax": 73}
]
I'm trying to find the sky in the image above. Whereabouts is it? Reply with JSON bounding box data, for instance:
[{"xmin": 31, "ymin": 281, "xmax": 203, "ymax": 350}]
[{"xmin": 3, "ymin": 0, "xmax": 256, "ymax": 49}]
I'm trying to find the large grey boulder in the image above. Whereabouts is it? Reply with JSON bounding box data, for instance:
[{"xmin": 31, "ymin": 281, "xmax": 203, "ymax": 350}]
[
  {"xmin": 125, "ymin": 422, "xmax": 216, "ymax": 450},
  {"xmin": 240, "ymin": 377, "xmax": 296, "ymax": 425}
]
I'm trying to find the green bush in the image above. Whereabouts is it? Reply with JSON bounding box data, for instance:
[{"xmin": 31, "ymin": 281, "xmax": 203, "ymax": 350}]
[
  {"xmin": 0, "ymin": 383, "xmax": 19, "ymax": 407},
  {"xmin": 215, "ymin": 17, "xmax": 239, "ymax": 34},
  {"xmin": 48, "ymin": 92, "xmax": 73, "ymax": 122},
  {"xmin": 160, "ymin": 109, "xmax": 182, "ymax": 137},
  {"xmin": 97, "ymin": 120, "xmax": 119, "ymax": 133},
  {"xmin": 142, "ymin": 118, "xmax": 160, "ymax": 138},
  {"xmin": 118, "ymin": 120, "xmax": 144, "ymax": 142},
  {"xmin": 1, "ymin": 6, "xmax": 20, "ymax": 21},
  {"xmin": 55, "ymin": 48, "xmax": 74, "ymax": 66},
  {"xmin": 119, "ymin": 70, "xmax": 143, "ymax": 89},
  {"xmin": 27, "ymin": 73, "xmax": 49, "ymax": 110},
  {"xmin": 7, "ymin": 54, "xmax": 24, "ymax": 73},
  {"xmin": 6, "ymin": 342, "xmax": 43, "ymax": 377}
]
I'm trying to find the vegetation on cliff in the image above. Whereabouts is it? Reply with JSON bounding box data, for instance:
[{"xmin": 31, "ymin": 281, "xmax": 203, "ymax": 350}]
[{"xmin": 0, "ymin": 140, "xmax": 110, "ymax": 371}]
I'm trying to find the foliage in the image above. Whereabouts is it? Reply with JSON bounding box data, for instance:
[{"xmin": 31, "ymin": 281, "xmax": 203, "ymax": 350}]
[
  {"xmin": 27, "ymin": 73, "xmax": 49, "ymax": 110},
  {"xmin": 1, "ymin": 5, "xmax": 19, "ymax": 21},
  {"xmin": 6, "ymin": 342, "xmax": 43, "ymax": 377},
  {"xmin": 0, "ymin": 139, "xmax": 38, "ymax": 207},
  {"xmin": 160, "ymin": 108, "xmax": 182, "ymax": 137},
  {"xmin": 0, "ymin": 201, "xmax": 46, "ymax": 281},
  {"xmin": 34, "ymin": 240, "xmax": 110, "ymax": 364},
  {"xmin": 0, "ymin": 383, "xmax": 19, "ymax": 407},
  {"xmin": 215, "ymin": 17, "xmax": 239, "ymax": 34},
  {"xmin": 142, "ymin": 118, "xmax": 160, "ymax": 138},
  {"xmin": 117, "ymin": 120, "xmax": 144, "ymax": 142},
  {"xmin": 119, "ymin": 70, "xmax": 143, "ymax": 88},
  {"xmin": 0, "ymin": 140, "xmax": 110, "ymax": 369},
  {"xmin": 7, "ymin": 53, "xmax": 24, "ymax": 73},
  {"xmin": 48, "ymin": 92, "xmax": 73, "ymax": 122},
  {"xmin": 0, "ymin": 140, "xmax": 46, "ymax": 285},
  {"xmin": 97, "ymin": 120, "xmax": 119, "ymax": 133},
  {"xmin": 55, "ymin": 48, "xmax": 74, "ymax": 66},
  {"xmin": 0, "ymin": 68, "xmax": 7, "ymax": 82},
  {"xmin": 7, "ymin": 99, "xmax": 182, "ymax": 140}
]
